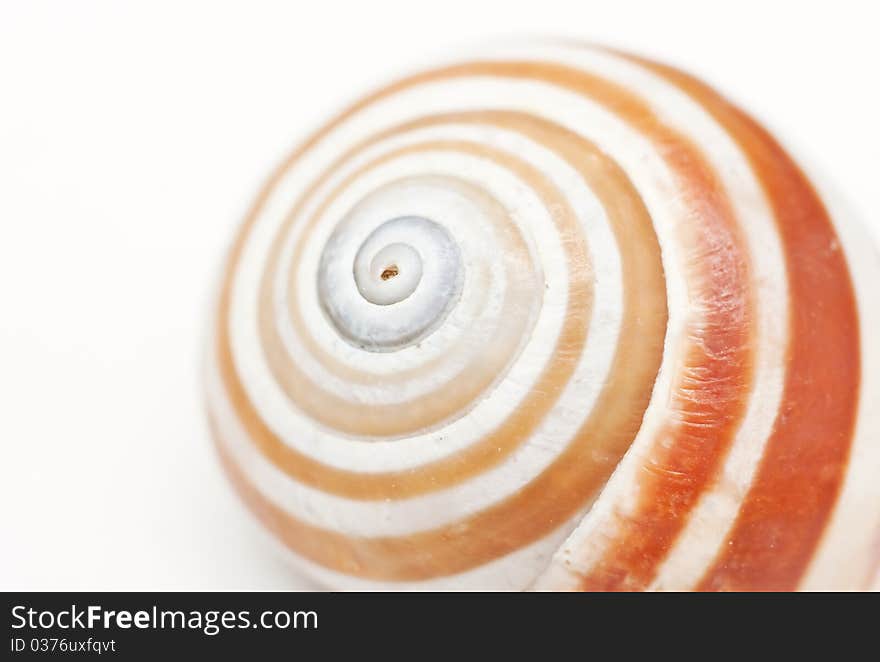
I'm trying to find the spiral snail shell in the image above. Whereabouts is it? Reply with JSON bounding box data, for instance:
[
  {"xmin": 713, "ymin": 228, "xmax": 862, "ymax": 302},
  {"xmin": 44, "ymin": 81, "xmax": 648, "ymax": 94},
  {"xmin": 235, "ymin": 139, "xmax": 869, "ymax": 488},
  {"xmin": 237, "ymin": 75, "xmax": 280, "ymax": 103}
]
[{"xmin": 205, "ymin": 43, "xmax": 880, "ymax": 591}]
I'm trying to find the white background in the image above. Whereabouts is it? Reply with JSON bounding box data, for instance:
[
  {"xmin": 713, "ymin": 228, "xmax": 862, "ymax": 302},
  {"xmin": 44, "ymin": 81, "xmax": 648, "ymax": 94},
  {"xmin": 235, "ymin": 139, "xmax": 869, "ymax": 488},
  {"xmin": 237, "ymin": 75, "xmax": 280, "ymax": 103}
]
[{"xmin": 1, "ymin": 0, "xmax": 878, "ymax": 589}]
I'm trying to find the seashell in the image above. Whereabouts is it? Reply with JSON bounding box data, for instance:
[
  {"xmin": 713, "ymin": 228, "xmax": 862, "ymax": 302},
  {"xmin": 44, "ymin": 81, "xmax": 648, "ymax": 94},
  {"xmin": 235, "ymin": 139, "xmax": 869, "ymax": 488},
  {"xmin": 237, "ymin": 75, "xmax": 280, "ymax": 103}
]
[{"xmin": 205, "ymin": 43, "xmax": 880, "ymax": 591}]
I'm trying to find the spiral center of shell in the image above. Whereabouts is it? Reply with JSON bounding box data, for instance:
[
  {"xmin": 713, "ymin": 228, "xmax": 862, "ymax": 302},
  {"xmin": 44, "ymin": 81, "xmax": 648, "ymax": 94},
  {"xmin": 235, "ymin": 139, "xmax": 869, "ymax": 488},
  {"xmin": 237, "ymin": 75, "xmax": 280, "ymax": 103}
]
[
  {"xmin": 318, "ymin": 204, "xmax": 464, "ymax": 353},
  {"xmin": 356, "ymin": 239, "xmax": 424, "ymax": 306}
]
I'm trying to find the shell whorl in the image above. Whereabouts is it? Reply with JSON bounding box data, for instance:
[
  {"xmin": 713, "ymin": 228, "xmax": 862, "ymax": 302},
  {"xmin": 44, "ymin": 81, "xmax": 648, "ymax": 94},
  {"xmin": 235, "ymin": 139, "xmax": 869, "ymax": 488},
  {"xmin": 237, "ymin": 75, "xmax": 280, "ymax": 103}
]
[{"xmin": 206, "ymin": 44, "xmax": 880, "ymax": 590}]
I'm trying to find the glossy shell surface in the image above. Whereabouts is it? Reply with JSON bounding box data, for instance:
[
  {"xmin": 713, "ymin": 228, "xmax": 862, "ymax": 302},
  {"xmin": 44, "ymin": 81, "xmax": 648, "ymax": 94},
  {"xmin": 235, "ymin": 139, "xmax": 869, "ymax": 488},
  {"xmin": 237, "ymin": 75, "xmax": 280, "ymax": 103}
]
[{"xmin": 206, "ymin": 44, "xmax": 880, "ymax": 590}]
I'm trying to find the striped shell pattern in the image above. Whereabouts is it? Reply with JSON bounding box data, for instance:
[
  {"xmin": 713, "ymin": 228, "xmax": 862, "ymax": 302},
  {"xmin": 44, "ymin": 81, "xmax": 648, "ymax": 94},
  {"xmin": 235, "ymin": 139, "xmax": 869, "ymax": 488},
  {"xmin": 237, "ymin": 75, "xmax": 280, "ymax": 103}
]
[{"xmin": 205, "ymin": 44, "xmax": 880, "ymax": 591}]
